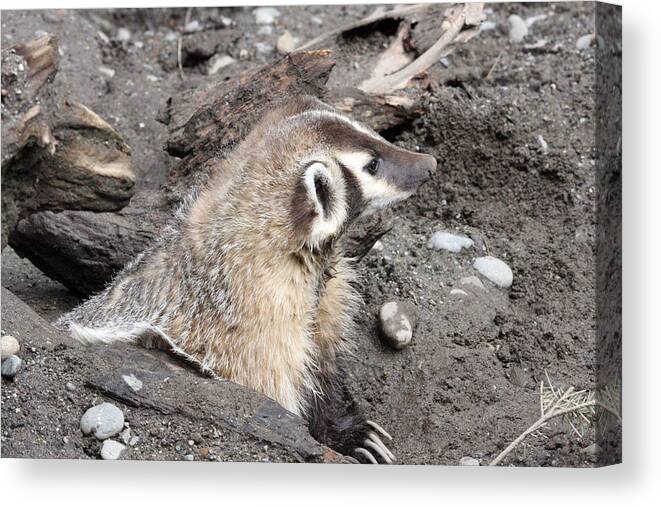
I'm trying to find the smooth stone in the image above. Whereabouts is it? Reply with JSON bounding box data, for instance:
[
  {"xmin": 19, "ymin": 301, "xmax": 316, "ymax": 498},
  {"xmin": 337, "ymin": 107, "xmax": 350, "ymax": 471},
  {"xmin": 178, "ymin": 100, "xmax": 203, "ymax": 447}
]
[
  {"xmin": 254, "ymin": 42, "xmax": 274, "ymax": 55},
  {"xmin": 459, "ymin": 456, "xmax": 480, "ymax": 466},
  {"xmin": 1, "ymin": 355, "xmax": 22, "ymax": 379},
  {"xmin": 80, "ymin": 402, "xmax": 125, "ymax": 439},
  {"xmin": 427, "ymin": 231, "xmax": 474, "ymax": 253},
  {"xmin": 473, "ymin": 256, "xmax": 513, "ymax": 288},
  {"xmin": 115, "ymin": 27, "xmax": 131, "ymax": 42},
  {"xmin": 100, "ymin": 439, "xmax": 126, "ymax": 460},
  {"xmin": 276, "ymin": 30, "xmax": 297, "ymax": 54},
  {"xmin": 379, "ymin": 301, "xmax": 413, "ymax": 350},
  {"xmin": 450, "ymin": 288, "xmax": 469, "ymax": 298},
  {"xmin": 65, "ymin": 382, "xmax": 76, "ymax": 392},
  {"xmin": 507, "ymin": 15, "xmax": 528, "ymax": 42},
  {"xmin": 460, "ymin": 276, "xmax": 485, "ymax": 291},
  {"xmin": 479, "ymin": 20, "xmax": 497, "ymax": 33},
  {"xmin": 1, "ymin": 335, "xmax": 20, "ymax": 359},
  {"xmin": 184, "ymin": 454, "xmax": 194, "ymax": 461},
  {"xmin": 253, "ymin": 7, "xmax": 280, "ymax": 25},
  {"xmin": 184, "ymin": 20, "xmax": 201, "ymax": 33},
  {"xmin": 576, "ymin": 34, "xmax": 594, "ymax": 50},
  {"xmin": 537, "ymin": 134, "xmax": 549, "ymax": 154},
  {"xmin": 207, "ymin": 54, "xmax": 235, "ymax": 75},
  {"xmin": 98, "ymin": 66, "xmax": 115, "ymax": 79}
]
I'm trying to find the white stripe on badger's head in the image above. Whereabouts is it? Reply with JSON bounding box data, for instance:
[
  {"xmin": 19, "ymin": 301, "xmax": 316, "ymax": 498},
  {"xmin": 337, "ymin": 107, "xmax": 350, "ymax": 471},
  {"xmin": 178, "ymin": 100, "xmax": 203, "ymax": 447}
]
[
  {"xmin": 336, "ymin": 151, "xmax": 413, "ymax": 216},
  {"xmin": 300, "ymin": 161, "xmax": 348, "ymax": 249}
]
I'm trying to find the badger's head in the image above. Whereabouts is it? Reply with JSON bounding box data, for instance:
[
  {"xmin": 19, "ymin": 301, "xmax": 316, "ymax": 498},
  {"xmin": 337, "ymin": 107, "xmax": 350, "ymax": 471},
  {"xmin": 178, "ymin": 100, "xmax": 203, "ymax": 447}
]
[{"xmin": 284, "ymin": 97, "xmax": 437, "ymax": 250}]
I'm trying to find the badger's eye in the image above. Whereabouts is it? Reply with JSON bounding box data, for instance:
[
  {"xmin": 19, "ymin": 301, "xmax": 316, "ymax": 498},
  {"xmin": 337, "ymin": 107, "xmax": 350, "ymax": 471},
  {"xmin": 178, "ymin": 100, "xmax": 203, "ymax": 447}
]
[{"xmin": 364, "ymin": 158, "xmax": 380, "ymax": 175}]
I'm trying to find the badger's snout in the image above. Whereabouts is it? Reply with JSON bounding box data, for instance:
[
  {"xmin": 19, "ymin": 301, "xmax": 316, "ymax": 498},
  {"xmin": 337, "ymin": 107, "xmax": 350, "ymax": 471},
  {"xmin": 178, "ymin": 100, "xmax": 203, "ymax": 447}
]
[{"xmin": 382, "ymin": 147, "xmax": 437, "ymax": 193}]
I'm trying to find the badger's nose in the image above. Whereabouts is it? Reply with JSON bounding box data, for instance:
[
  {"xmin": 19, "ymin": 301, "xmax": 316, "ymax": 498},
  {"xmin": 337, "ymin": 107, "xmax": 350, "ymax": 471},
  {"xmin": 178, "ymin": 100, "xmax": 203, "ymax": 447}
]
[{"xmin": 412, "ymin": 152, "xmax": 437, "ymax": 183}]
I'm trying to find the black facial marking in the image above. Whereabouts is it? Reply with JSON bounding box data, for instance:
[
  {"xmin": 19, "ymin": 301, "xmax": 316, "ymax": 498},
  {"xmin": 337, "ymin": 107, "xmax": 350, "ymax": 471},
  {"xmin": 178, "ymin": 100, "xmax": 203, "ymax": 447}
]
[{"xmin": 335, "ymin": 158, "xmax": 365, "ymax": 222}]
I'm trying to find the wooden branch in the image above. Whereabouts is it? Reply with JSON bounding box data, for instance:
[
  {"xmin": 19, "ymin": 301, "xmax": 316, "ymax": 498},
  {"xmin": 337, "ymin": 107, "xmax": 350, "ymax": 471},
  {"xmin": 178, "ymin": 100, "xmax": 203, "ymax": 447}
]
[{"xmin": 358, "ymin": 3, "xmax": 484, "ymax": 95}]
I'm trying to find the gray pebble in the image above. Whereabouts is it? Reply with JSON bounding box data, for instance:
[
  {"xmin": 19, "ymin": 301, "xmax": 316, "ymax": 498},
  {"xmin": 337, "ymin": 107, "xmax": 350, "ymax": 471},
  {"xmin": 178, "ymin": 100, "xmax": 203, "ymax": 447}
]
[
  {"xmin": 450, "ymin": 288, "xmax": 469, "ymax": 298},
  {"xmin": 184, "ymin": 454, "xmax": 194, "ymax": 461},
  {"xmin": 379, "ymin": 301, "xmax": 413, "ymax": 350},
  {"xmin": 184, "ymin": 20, "xmax": 201, "ymax": 33},
  {"xmin": 459, "ymin": 456, "xmax": 480, "ymax": 466},
  {"xmin": 1, "ymin": 355, "xmax": 22, "ymax": 380},
  {"xmin": 479, "ymin": 20, "xmax": 497, "ymax": 33},
  {"xmin": 460, "ymin": 275, "xmax": 486, "ymax": 292},
  {"xmin": 576, "ymin": 34, "xmax": 594, "ymax": 50},
  {"xmin": 65, "ymin": 382, "xmax": 77, "ymax": 392},
  {"xmin": 254, "ymin": 42, "xmax": 274, "ymax": 56},
  {"xmin": 80, "ymin": 402, "xmax": 125, "ymax": 439},
  {"xmin": 1, "ymin": 335, "xmax": 20, "ymax": 359},
  {"xmin": 100, "ymin": 439, "xmax": 126, "ymax": 460},
  {"xmin": 507, "ymin": 15, "xmax": 528, "ymax": 42}
]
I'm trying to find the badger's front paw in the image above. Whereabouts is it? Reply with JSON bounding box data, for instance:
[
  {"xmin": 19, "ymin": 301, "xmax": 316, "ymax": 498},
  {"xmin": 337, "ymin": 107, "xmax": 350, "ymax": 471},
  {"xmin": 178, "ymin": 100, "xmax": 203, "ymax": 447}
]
[{"xmin": 345, "ymin": 420, "xmax": 395, "ymax": 464}]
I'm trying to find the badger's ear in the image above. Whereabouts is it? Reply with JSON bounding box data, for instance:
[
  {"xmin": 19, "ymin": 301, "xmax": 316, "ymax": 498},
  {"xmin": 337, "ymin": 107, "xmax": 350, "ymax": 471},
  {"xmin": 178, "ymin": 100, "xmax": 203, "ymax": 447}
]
[
  {"xmin": 303, "ymin": 162, "xmax": 333, "ymax": 219},
  {"xmin": 291, "ymin": 162, "xmax": 346, "ymax": 247}
]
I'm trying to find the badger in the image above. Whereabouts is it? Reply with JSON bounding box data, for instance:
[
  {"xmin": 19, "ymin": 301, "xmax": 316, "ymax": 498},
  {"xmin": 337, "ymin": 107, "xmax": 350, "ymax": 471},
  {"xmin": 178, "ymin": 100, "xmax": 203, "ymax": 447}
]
[{"xmin": 56, "ymin": 96, "xmax": 436, "ymax": 464}]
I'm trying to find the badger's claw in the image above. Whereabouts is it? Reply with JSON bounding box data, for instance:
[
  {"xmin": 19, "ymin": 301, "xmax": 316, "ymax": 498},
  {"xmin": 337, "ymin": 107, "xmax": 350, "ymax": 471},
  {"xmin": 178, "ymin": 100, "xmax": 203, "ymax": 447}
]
[
  {"xmin": 351, "ymin": 422, "xmax": 396, "ymax": 464},
  {"xmin": 366, "ymin": 420, "xmax": 393, "ymax": 440}
]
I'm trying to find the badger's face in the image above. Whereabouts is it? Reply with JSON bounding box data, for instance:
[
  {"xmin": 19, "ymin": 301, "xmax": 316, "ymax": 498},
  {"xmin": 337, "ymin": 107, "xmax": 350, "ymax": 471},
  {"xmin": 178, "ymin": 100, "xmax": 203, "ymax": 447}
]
[{"xmin": 289, "ymin": 107, "xmax": 437, "ymax": 249}]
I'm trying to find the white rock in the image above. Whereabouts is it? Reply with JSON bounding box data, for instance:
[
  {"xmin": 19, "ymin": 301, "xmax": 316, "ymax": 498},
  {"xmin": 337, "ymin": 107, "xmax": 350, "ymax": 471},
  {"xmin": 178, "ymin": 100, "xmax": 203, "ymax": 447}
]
[
  {"xmin": 427, "ymin": 231, "xmax": 474, "ymax": 253},
  {"xmin": 100, "ymin": 439, "xmax": 126, "ymax": 460},
  {"xmin": 537, "ymin": 134, "xmax": 549, "ymax": 154},
  {"xmin": 371, "ymin": 240, "xmax": 384, "ymax": 253},
  {"xmin": 115, "ymin": 27, "xmax": 131, "ymax": 42},
  {"xmin": 460, "ymin": 275, "xmax": 486, "ymax": 292},
  {"xmin": 184, "ymin": 20, "xmax": 201, "ymax": 33},
  {"xmin": 207, "ymin": 54, "xmax": 236, "ymax": 75},
  {"xmin": 479, "ymin": 20, "xmax": 497, "ymax": 33},
  {"xmin": 98, "ymin": 66, "xmax": 115, "ymax": 79},
  {"xmin": 80, "ymin": 402, "xmax": 125, "ymax": 440},
  {"xmin": 459, "ymin": 456, "xmax": 480, "ymax": 466},
  {"xmin": 258, "ymin": 25, "xmax": 273, "ymax": 36},
  {"xmin": 122, "ymin": 373, "xmax": 143, "ymax": 392},
  {"xmin": 165, "ymin": 31, "xmax": 179, "ymax": 42},
  {"xmin": 146, "ymin": 74, "xmax": 159, "ymax": 82},
  {"xmin": 576, "ymin": 34, "xmax": 594, "ymax": 50},
  {"xmin": 450, "ymin": 288, "xmax": 469, "ymax": 298},
  {"xmin": 276, "ymin": 30, "xmax": 298, "ymax": 55},
  {"xmin": 507, "ymin": 15, "xmax": 528, "ymax": 42},
  {"xmin": 473, "ymin": 256, "xmax": 513, "ymax": 288},
  {"xmin": 311, "ymin": 16, "xmax": 323, "ymax": 26},
  {"xmin": 253, "ymin": 7, "xmax": 280, "ymax": 25},
  {"xmin": 525, "ymin": 14, "xmax": 548, "ymax": 28},
  {"xmin": 220, "ymin": 16, "xmax": 233, "ymax": 28},
  {"xmin": 1, "ymin": 335, "xmax": 19, "ymax": 359},
  {"xmin": 379, "ymin": 301, "xmax": 413, "ymax": 350}
]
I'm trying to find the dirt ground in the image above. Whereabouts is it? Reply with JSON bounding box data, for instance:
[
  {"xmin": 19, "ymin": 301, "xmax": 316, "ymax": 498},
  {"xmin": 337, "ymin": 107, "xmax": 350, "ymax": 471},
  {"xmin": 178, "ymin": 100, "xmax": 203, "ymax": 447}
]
[{"xmin": 1, "ymin": 3, "xmax": 601, "ymax": 466}]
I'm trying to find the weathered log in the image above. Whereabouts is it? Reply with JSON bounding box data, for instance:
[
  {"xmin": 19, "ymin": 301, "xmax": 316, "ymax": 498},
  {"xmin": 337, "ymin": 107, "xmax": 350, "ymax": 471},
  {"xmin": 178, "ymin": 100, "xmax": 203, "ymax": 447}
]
[{"xmin": 2, "ymin": 34, "xmax": 135, "ymax": 249}]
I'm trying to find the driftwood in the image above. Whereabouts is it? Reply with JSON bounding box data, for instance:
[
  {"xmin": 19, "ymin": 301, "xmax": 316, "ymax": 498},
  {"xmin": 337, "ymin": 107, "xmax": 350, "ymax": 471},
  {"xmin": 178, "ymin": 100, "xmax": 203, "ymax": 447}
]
[
  {"xmin": 1, "ymin": 35, "xmax": 135, "ymax": 250},
  {"xmin": 4, "ymin": 4, "xmax": 484, "ymax": 296}
]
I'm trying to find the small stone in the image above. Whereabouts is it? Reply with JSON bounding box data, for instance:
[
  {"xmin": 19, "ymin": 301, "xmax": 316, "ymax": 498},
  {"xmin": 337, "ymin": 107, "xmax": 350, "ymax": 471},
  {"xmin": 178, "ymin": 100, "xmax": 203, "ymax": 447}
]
[
  {"xmin": 427, "ymin": 231, "xmax": 474, "ymax": 253},
  {"xmin": 115, "ymin": 27, "xmax": 131, "ymax": 42},
  {"xmin": 220, "ymin": 16, "xmax": 233, "ymax": 28},
  {"xmin": 120, "ymin": 427, "xmax": 132, "ymax": 445},
  {"xmin": 460, "ymin": 276, "xmax": 485, "ymax": 292},
  {"xmin": 129, "ymin": 436, "xmax": 139, "ymax": 447},
  {"xmin": 98, "ymin": 66, "xmax": 115, "ymax": 79},
  {"xmin": 62, "ymin": 436, "xmax": 69, "ymax": 444},
  {"xmin": 184, "ymin": 20, "xmax": 201, "ymax": 33},
  {"xmin": 473, "ymin": 256, "xmax": 513, "ymax": 288},
  {"xmin": 311, "ymin": 16, "xmax": 323, "ymax": 26},
  {"xmin": 239, "ymin": 48, "xmax": 249, "ymax": 60},
  {"xmin": 525, "ymin": 14, "xmax": 548, "ymax": 28},
  {"xmin": 1, "ymin": 355, "xmax": 22, "ymax": 380},
  {"xmin": 122, "ymin": 373, "xmax": 143, "ymax": 392},
  {"xmin": 254, "ymin": 42, "xmax": 274, "ymax": 56},
  {"xmin": 459, "ymin": 456, "xmax": 480, "ymax": 466},
  {"xmin": 276, "ymin": 30, "xmax": 297, "ymax": 55},
  {"xmin": 507, "ymin": 15, "xmax": 528, "ymax": 42},
  {"xmin": 378, "ymin": 302, "xmax": 413, "ymax": 350},
  {"xmin": 253, "ymin": 7, "xmax": 280, "ymax": 25},
  {"xmin": 439, "ymin": 57, "xmax": 450, "ymax": 68},
  {"xmin": 80, "ymin": 402, "xmax": 125, "ymax": 440},
  {"xmin": 479, "ymin": 20, "xmax": 497, "ymax": 33},
  {"xmin": 146, "ymin": 74, "xmax": 159, "ymax": 82},
  {"xmin": 207, "ymin": 54, "xmax": 235, "ymax": 75},
  {"xmin": 165, "ymin": 31, "xmax": 178, "ymax": 42},
  {"xmin": 184, "ymin": 454, "xmax": 194, "ymax": 461},
  {"xmin": 258, "ymin": 25, "xmax": 273, "ymax": 36},
  {"xmin": 576, "ymin": 34, "xmax": 594, "ymax": 50},
  {"xmin": 100, "ymin": 439, "xmax": 126, "ymax": 460},
  {"xmin": 537, "ymin": 134, "xmax": 549, "ymax": 154},
  {"xmin": 65, "ymin": 382, "xmax": 76, "ymax": 392},
  {"xmin": 582, "ymin": 443, "xmax": 601, "ymax": 455},
  {"xmin": 371, "ymin": 240, "xmax": 384, "ymax": 253},
  {"xmin": 450, "ymin": 288, "xmax": 469, "ymax": 298},
  {"xmin": 1, "ymin": 335, "xmax": 20, "ymax": 359}
]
